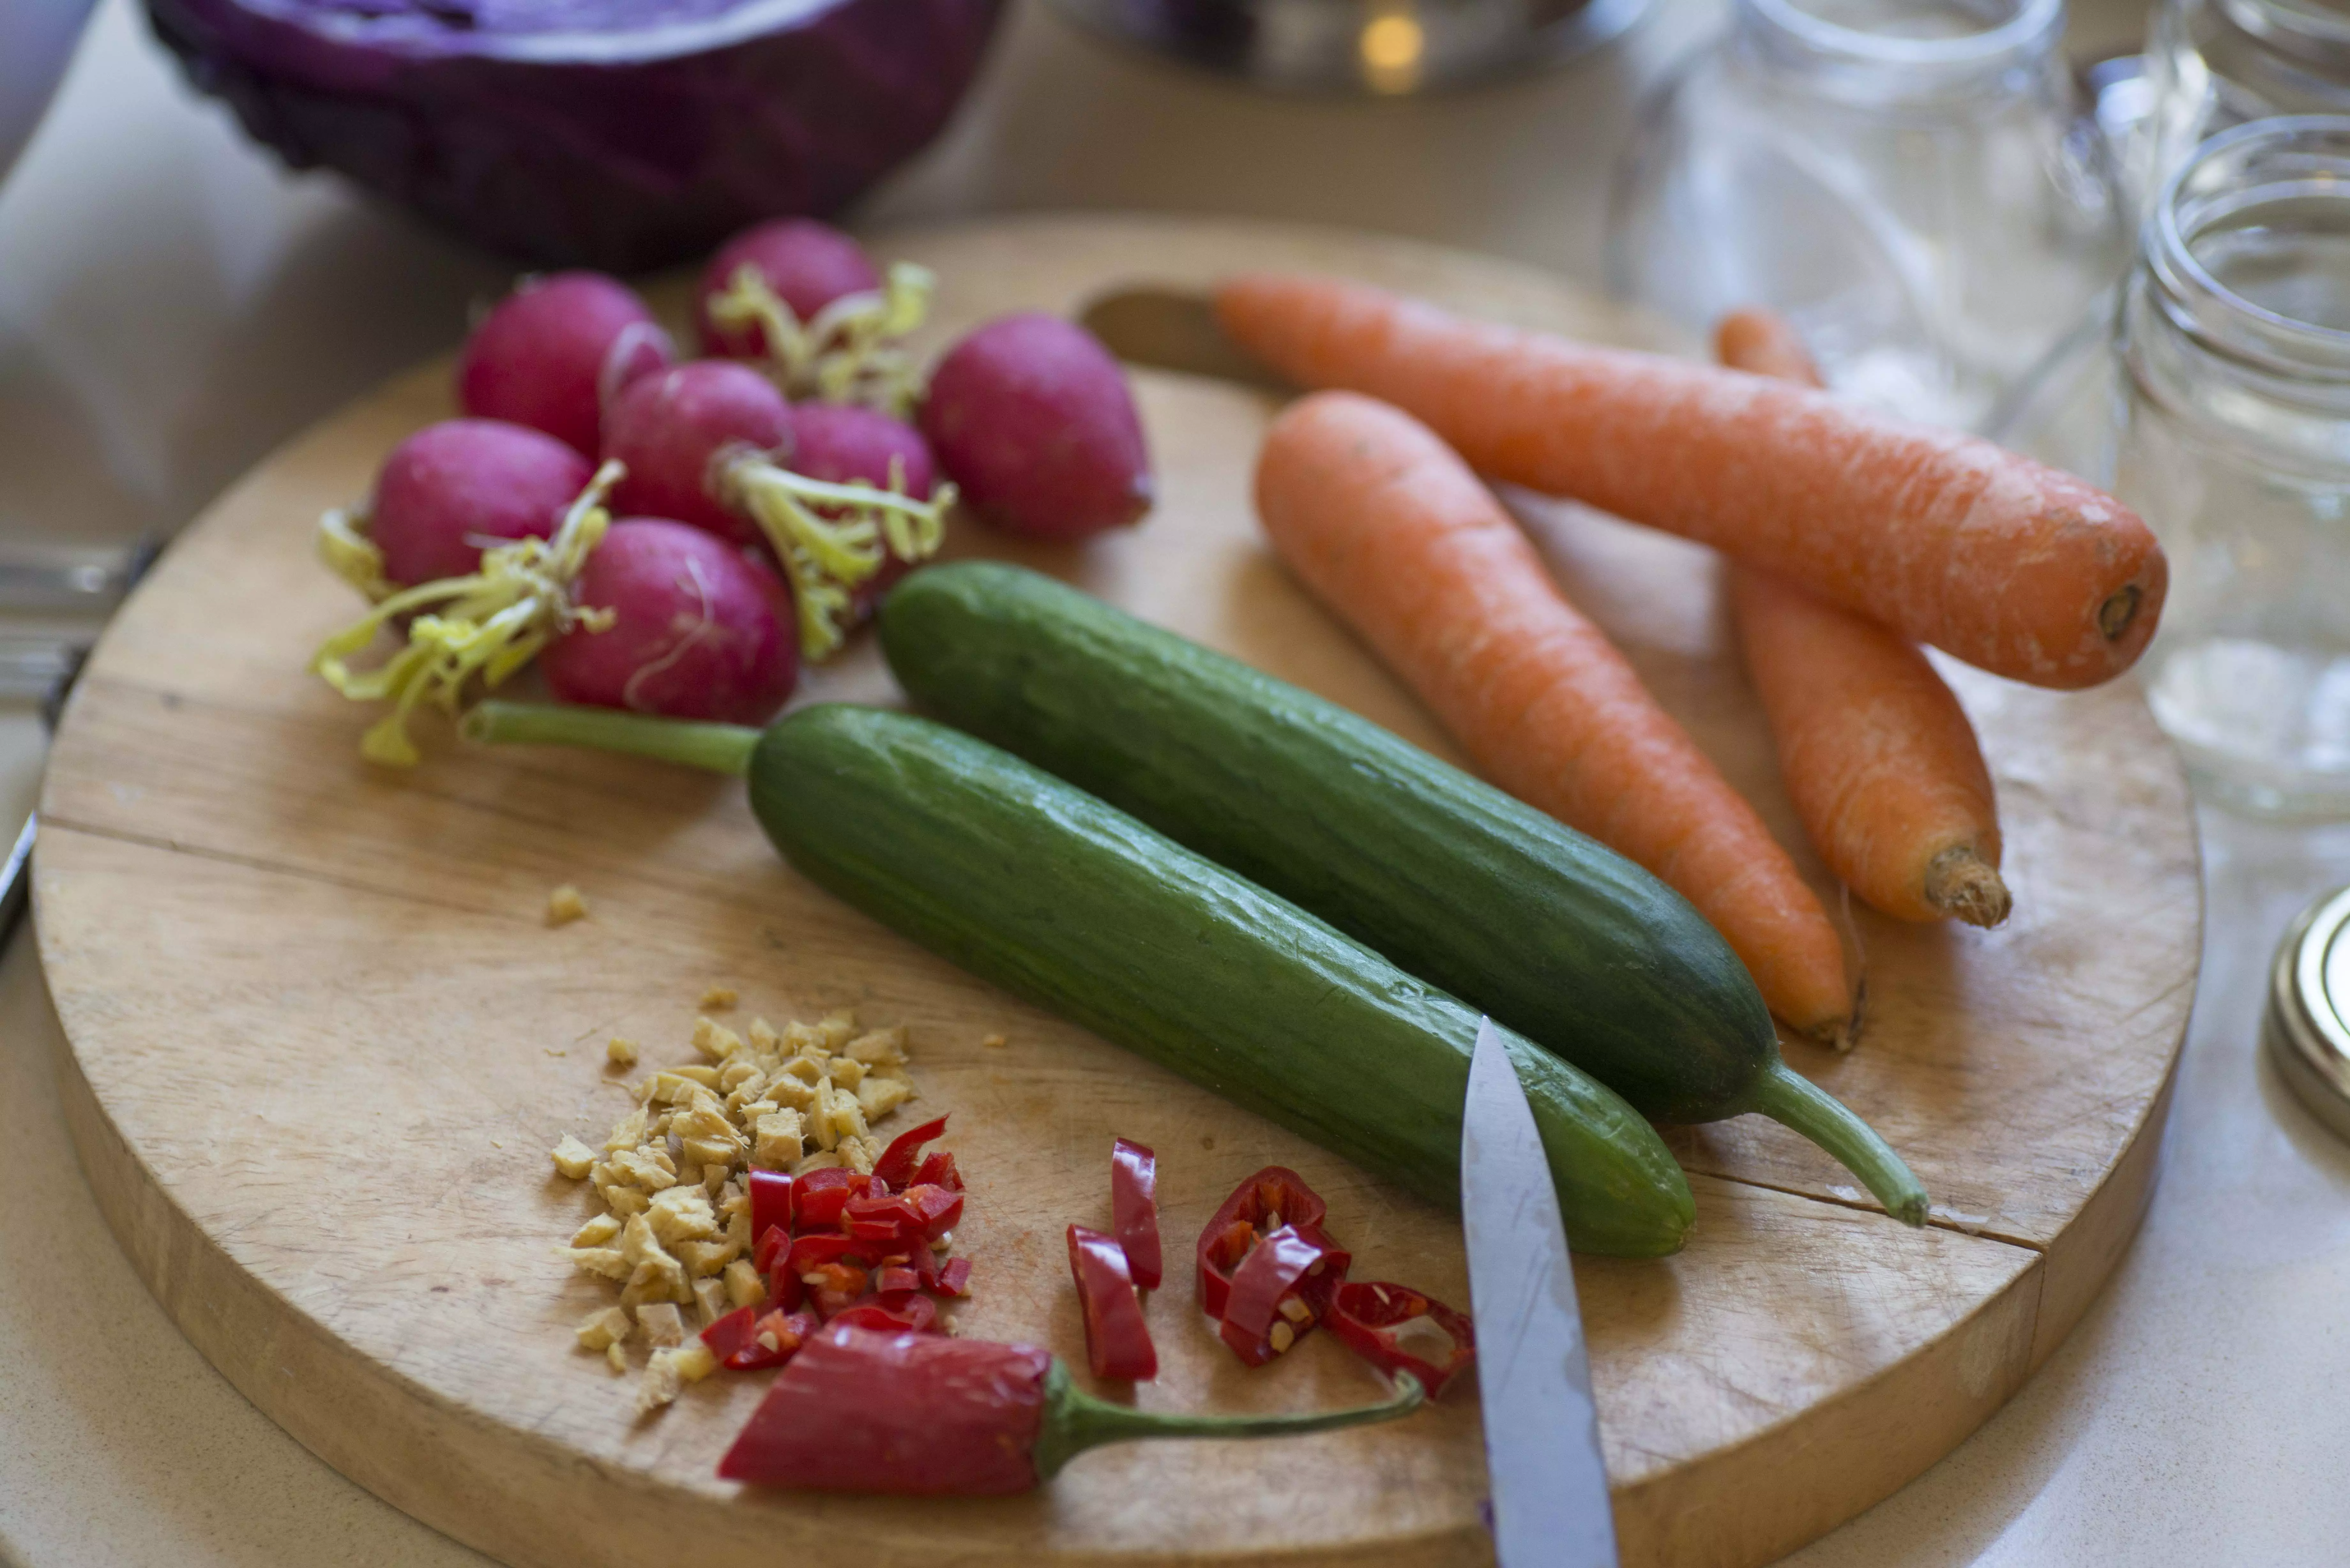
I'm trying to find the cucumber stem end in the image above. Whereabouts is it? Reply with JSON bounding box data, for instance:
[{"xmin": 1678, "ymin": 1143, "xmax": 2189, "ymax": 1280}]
[{"xmin": 1751, "ymin": 1063, "xmax": 1929, "ymax": 1226}]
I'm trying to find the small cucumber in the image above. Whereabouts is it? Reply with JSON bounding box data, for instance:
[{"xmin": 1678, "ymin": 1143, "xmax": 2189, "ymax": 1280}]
[
  {"xmin": 464, "ymin": 700, "xmax": 1697, "ymax": 1257},
  {"xmin": 879, "ymin": 562, "xmax": 1926, "ymax": 1225}
]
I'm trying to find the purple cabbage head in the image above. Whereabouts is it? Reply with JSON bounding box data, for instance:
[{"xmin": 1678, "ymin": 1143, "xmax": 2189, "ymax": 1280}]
[{"xmin": 141, "ymin": 0, "xmax": 1004, "ymax": 271}]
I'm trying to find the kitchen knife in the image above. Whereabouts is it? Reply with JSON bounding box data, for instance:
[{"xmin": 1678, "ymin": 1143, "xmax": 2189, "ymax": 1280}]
[{"xmin": 1463, "ymin": 1015, "xmax": 1618, "ymax": 1568}]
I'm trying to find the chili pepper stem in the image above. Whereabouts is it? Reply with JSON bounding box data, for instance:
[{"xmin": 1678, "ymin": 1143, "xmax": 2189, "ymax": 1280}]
[
  {"xmin": 1749, "ymin": 1063, "xmax": 1929, "ymax": 1226},
  {"xmin": 1029, "ymin": 1362, "xmax": 1425, "ymax": 1481},
  {"xmin": 462, "ymin": 700, "xmax": 760, "ymax": 777}
]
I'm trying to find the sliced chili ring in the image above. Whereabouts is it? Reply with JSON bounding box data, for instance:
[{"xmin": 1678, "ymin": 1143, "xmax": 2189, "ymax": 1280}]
[
  {"xmin": 1325, "ymin": 1280, "xmax": 1476, "ymax": 1399},
  {"xmin": 1067, "ymin": 1224, "xmax": 1157, "ymax": 1382},
  {"xmin": 1110, "ymin": 1138, "xmax": 1162, "ymax": 1290},
  {"xmin": 1195, "ymin": 1166, "xmax": 1330, "ymax": 1319},
  {"xmin": 1216, "ymin": 1223, "xmax": 1350, "ymax": 1368}
]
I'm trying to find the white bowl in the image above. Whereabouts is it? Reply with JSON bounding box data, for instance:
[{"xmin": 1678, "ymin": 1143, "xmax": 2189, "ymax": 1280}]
[{"xmin": 0, "ymin": 0, "xmax": 98, "ymax": 187}]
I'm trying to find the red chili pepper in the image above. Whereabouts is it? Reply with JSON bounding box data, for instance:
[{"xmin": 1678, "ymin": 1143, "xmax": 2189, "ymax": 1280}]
[
  {"xmin": 747, "ymin": 1168, "xmax": 793, "ymax": 1242},
  {"xmin": 717, "ymin": 1325, "xmax": 1426, "ymax": 1494},
  {"xmin": 912, "ymin": 1150, "xmax": 962, "ymax": 1192},
  {"xmin": 753, "ymin": 1224, "xmax": 791, "ymax": 1274},
  {"xmin": 1109, "ymin": 1138, "xmax": 1162, "ymax": 1290},
  {"xmin": 872, "ymin": 1114, "xmax": 949, "ymax": 1190},
  {"xmin": 1217, "ymin": 1224, "xmax": 1349, "ymax": 1368},
  {"xmin": 1196, "ymin": 1167, "xmax": 1330, "ymax": 1319},
  {"xmin": 724, "ymin": 1308, "xmax": 820, "ymax": 1370},
  {"xmin": 841, "ymin": 1183, "xmax": 963, "ymax": 1249},
  {"xmin": 784, "ymin": 1233, "xmax": 868, "ymax": 1276},
  {"xmin": 830, "ymin": 1293, "xmax": 939, "ymax": 1333},
  {"xmin": 873, "ymin": 1263, "xmax": 922, "ymax": 1296},
  {"xmin": 793, "ymin": 1167, "xmax": 860, "ymax": 1229},
  {"xmin": 768, "ymin": 1263, "xmax": 806, "ymax": 1313},
  {"xmin": 701, "ymin": 1305, "xmax": 761, "ymax": 1364},
  {"xmin": 1066, "ymin": 1225, "xmax": 1156, "ymax": 1382},
  {"xmin": 1325, "ymin": 1281, "xmax": 1477, "ymax": 1399},
  {"xmin": 804, "ymin": 1261, "xmax": 869, "ymax": 1318},
  {"xmin": 935, "ymin": 1256, "xmax": 973, "ymax": 1298}
]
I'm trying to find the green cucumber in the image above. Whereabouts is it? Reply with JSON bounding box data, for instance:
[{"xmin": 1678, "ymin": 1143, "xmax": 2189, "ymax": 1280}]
[
  {"xmin": 464, "ymin": 700, "xmax": 1696, "ymax": 1257},
  {"xmin": 879, "ymin": 562, "xmax": 1927, "ymax": 1225}
]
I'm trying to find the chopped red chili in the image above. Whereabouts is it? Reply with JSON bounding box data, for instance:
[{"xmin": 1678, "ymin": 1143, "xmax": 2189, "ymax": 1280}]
[
  {"xmin": 1195, "ymin": 1166, "xmax": 1330, "ymax": 1319},
  {"xmin": 793, "ymin": 1167, "xmax": 860, "ymax": 1229},
  {"xmin": 830, "ymin": 1293, "xmax": 939, "ymax": 1333},
  {"xmin": 1326, "ymin": 1281, "xmax": 1476, "ymax": 1398},
  {"xmin": 872, "ymin": 1114, "xmax": 949, "ymax": 1190},
  {"xmin": 1109, "ymin": 1138, "xmax": 1162, "ymax": 1290},
  {"xmin": 911, "ymin": 1150, "xmax": 962, "ymax": 1192},
  {"xmin": 1217, "ymin": 1224, "xmax": 1349, "ymax": 1368},
  {"xmin": 747, "ymin": 1168, "xmax": 793, "ymax": 1243},
  {"xmin": 753, "ymin": 1223, "xmax": 791, "ymax": 1275},
  {"xmin": 724, "ymin": 1307, "xmax": 820, "ymax": 1370},
  {"xmin": 700, "ymin": 1304, "xmax": 761, "ymax": 1364},
  {"xmin": 1066, "ymin": 1224, "xmax": 1157, "ymax": 1382},
  {"xmin": 873, "ymin": 1263, "xmax": 922, "ymax": 1296},
  {"xmin": 935, "ymin": 1256, "xmax": 972, "ymax": 1297}
]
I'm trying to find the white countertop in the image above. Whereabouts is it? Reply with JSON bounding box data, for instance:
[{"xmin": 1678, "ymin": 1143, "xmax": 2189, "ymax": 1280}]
[{"xmin": 2, "ymin": 2, "xmax": 2343, "ymax": 1564}]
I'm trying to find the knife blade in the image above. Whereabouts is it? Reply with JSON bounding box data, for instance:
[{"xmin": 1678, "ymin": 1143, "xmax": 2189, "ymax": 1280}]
[{"xmin": 1463, "ymin": 1016, "xmax": 1617, "ymax": 1568}]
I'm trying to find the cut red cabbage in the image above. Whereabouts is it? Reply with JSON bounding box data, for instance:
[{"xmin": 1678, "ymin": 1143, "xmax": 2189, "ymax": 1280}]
[{"xmin": 141, "ymin": 0, "xmax": 1006, "ymax": 271}]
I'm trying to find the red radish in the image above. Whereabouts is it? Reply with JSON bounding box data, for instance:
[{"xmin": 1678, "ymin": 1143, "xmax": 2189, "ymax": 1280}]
[
  {"xmin": 787, "ymin": 403, "xmax": 942, "ymax": 621},
  {"xmin": 606, "ymin": 365, "xmax": 954, "ymax": 662},
  {"xmin": 603, "ymin": 362, "xmax": 795, "ymax": 547},
  {"xmin": 457, "ymin": 273, "xmax": 673, "ymax": 457},
  {"xmin": 366, "ymin": 419, "xmax": 592, "ymax": 588},
  {"xmin": 920, "ymin": 313, "xmax": 1153, "ymax": 541},
  {"xmin": 698, "ymin": 220, "xmax": 883, "ymax": 359},
  {"xmin": 541, "ymin": 518, "xmax": 798, "ymax": 725}
]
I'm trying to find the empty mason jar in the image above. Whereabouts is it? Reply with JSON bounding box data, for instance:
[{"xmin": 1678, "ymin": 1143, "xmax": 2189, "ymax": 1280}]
[
  {"xmin": 2134, "ymin": 1, "xmax": 2350, "ymax": 205},
  {"xmin": 1607, "ymin": 0, "xmax": 2125, "ymax": 430},
  {"xmin": 2119, "ymin": 117, "xmax": 2350, "ymax": 817}
]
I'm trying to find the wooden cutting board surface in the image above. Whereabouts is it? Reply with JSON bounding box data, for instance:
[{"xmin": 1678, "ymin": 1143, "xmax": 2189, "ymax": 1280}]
[{"xmin": 34, "ymin": 214, "xmax": 2200, "ymax": 1568}]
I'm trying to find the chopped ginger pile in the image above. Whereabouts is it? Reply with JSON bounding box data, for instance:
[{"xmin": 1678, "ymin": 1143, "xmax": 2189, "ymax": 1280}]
[{"xmin": 551, "ymin": 999, "xmax": 922, "ymax": 1414}]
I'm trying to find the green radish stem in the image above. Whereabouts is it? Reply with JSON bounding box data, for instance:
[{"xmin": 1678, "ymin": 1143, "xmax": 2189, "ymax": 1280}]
[
  {"xmin": 1750, "ymin": 1063, "xmax": 1929, "ymax": 1225},
  {"xmin": 462, "ymin": 701, "xmax": 758, "ymax": 776},
  {"xmin": 1031, "ymin": 1364, "xmax": 1424, "ymax": 1481}
]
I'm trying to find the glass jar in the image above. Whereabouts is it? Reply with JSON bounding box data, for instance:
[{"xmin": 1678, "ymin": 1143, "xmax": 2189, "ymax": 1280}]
[
  {"xmin": 2135, "ymin": 1, "xmax": 2350, "ymax": 206},
  {"xmin": 1607, "ymin": 0, "xmax": 2125, "ymax": 430},
  {"xmin": 2118, "ymin": 117, "xmax": 2350, "ymax": 817}
]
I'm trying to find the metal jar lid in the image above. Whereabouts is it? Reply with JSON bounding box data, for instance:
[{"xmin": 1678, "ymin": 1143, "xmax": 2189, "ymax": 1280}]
[{"xmin": 2265, "ymin": 885, "xmax": 2350, "ymax": 1144}]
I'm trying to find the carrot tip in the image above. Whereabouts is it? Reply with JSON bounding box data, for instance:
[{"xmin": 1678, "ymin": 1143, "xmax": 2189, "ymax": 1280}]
[{"xmin": 1924, "ymin": 847, "xmax": 2013, "ymax": 929}]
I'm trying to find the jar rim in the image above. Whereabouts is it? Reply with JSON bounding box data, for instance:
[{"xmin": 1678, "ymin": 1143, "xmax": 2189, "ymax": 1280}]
[
  {"xmin": 1744, "ymin": 0, "xmax": 2062, "ymax": 69},
  {"xmin": 2152, "ymin": 115, "xmax": 2350, "ymax": 364}
]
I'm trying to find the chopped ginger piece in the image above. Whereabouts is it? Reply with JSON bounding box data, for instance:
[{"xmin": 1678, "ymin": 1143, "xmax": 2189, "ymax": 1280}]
[
  {"xmin": 571, "ymin": 1213, "xmax": 623, "ymax": 1248},
  {"xmin": 699, "ymin": 986, "xmax": 739, "ymax": 1012},
  {"xmin": 606, "ymin": 1342, "xmax": 628, "ymax": 1374},
  {"xmin": 550, "ymin": 1134, "xmax": 597, "ymax": 1180},
  {"xmin": 846, "ymin": 1027, "xmax": 907, "ymax": 1069},
  {"xmin": 636, "ymin": 1302, "xmax": 685, "ymax": 1348},
  {"xmin": 754, "ymin": 1109, "xmax": 805, "ymax": 1170},
  {"xmin": 607, "ymin": 1037, "xmax": 639, "ymax": 1069},
  {"xmin": 982, "ymin": 1033, "xmax": 1007, "ymax": 1049},
  {"xmin": 576, "ymin": 1306, "xmax": 632, "ymax": 1352},
  {"xmin": 856, "ymin": 1074, "xmax": 914, "ymax": 1120},
  {"xmin": 564, "ymin": 1247, "xmax": 629, "ymax": 1282},
  {"xmin": 546, "ymin": 885, "xmax": 589, "ymax": 926},
  {"xmin": 693, "ymin": 1017, "xmax": 745, "ymax": 1063},
  {"xmin": 723, "ymin": 1258, "xmax": 768, "ymax": 1311}
]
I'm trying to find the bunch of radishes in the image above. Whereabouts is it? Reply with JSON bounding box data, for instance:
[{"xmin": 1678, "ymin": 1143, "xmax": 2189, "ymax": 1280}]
[{"xmin": 314, "ymin": 218, "xmax": 1154, "ymax": 764}]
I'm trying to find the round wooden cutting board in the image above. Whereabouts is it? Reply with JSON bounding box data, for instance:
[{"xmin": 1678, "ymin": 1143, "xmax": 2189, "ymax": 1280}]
[{"xmin": 35, "ymin": 215, "xmax": 2200, "ymax": 1568}]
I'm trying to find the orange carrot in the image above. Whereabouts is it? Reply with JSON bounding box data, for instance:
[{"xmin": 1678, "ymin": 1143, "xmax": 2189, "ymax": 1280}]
[
  {"xmin": 1717, "ymin": 310, "xmax": 2010, "ymax": 928},
  {"xmin": 1256, "ymin": 389, "xmax": 1853, "ymax": 1043},
  {"xmin": 1216, "ymin": 273, "xmax": 2166, "ymax": 692}
]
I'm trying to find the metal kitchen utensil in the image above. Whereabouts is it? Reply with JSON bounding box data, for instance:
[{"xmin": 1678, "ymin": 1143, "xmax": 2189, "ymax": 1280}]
[
  {"xmin": 0, "ymin": 536, "xmax": 162, "ymax": 945},
  {"xmin": 2266, "ymin": 884, "xmax": 2350, "ymax": 1143},
  {"xmin": 1462, "ymin": 1016, "xmax": 1617, "ymax": 1568}
]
